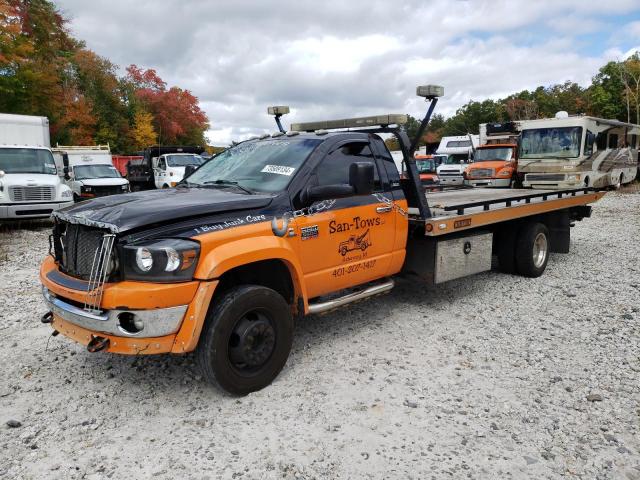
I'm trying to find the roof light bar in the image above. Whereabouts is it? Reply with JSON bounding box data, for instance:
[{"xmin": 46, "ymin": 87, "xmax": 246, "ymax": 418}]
[
  {"xmin": 290, "ymin": 114, "xmax": 408, "ymax": 132},
  {"xmin": 267, "ymin": 106, "xmax": 290, "ymax": 115},
  {"xmin": 416, "ymin": 85, "xmax": 444, "ymax": 99}
]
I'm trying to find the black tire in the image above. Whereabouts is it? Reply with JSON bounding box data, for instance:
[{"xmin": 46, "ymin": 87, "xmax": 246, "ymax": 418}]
[
  {"xmin": 73, "ymin": 193, "xmax": 81, "ymax": 203},
  {"xmin": 196, "ymin": 285, "xmax": 293, "ymax": 395},
  {"xmin": 515, "ymin": 222, "xmax": 549, "ymax": 278},
  {"xmin": 496, "ymin": 225, "xmax": 518, "ymax": 274}
]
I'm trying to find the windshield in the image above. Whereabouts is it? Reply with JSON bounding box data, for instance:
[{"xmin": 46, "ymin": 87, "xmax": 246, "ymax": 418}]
[
  {"xmin": 185, "ymin": 138, "xmax": 322, "ymax": 193},
  {"xmin": 474, "ymin": 147, "xmax": 513, "ymax": 162},
  {"xmin": 520, "ymin": 127, "xmax": 582, "ymax": 159},
  {"xmin": 166, "ymin": 154, "xmax": 204, "ymax": 167},
  {"xmin": 73, "ymin": 164, "xmax": 121, "ymax": 180},
  {"xmin": 416, "ymin": 159, "xmax": 436, "ymax": 173},
  {"xmin": 0, "ymin": 148, "xmax": 57, "ymax": 175},
  {"xmin": 442, "ymin": 154, "xmax": 468, "ymax": 165}
]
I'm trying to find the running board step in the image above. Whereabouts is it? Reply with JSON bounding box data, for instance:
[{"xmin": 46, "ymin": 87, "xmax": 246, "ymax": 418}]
[{"xmin": 308, "ymin": 279, "xmax": 395, "ymax": 314}]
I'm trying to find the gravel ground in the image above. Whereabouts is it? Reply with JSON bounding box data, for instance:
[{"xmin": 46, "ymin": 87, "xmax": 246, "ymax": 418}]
[{"xmin": 1, "ymin": 191, "xmax": 639, "ymax": 480}]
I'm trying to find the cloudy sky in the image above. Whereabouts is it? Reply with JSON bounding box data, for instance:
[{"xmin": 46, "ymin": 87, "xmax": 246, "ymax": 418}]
[{"xmin": 54, "ymin": 0, "xmax": 640, "ymax": 145}]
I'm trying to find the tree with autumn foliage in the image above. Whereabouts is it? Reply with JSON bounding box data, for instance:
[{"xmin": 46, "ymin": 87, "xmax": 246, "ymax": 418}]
[
  {"xmin": 130, "ymin": 111, "xmax": 157, "ymax": 149},
  {"xmin": 124, "ymin": 65, "xmax": 209, "ymax": 146},
  {"xmin": 0, "ymin": 0, "xmax": 209, "ymax": 152}
]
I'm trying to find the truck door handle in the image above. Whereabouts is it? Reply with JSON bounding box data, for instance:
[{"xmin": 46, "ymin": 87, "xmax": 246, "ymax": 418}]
[{"xmin": 376, "ymin": 205, "xmax": 393, "ymax": 213}]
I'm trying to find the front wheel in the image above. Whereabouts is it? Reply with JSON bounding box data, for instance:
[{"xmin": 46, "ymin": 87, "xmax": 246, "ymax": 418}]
[
  {"xmin": 196, "ymin": 285, "xmax": 293, "ymax": 395},
  {"xmin": 515, "ymin": 222, "xmax": 549, "ymax": 278}
]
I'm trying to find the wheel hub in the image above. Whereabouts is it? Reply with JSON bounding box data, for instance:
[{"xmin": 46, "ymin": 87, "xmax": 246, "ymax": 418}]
[
  {"xmin": 532, "ymin": 232, "xmax": 548, "ymax": 268},
  {"xmin": 229, "ymin": 313, "xmax": 276, "ymax": 368}
]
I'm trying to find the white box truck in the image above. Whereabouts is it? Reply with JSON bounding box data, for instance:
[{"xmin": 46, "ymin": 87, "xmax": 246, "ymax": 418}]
[
  {"xmin": 0, "ymin": 113, "xmax": 73, "ymax": 219},
  {"xmin": 52, "ymin": 145, "xmax": 129, "ymax": 201},
  {"xmin": 435, "ymin": 134, "xmax": 479, "ymax": 186}
]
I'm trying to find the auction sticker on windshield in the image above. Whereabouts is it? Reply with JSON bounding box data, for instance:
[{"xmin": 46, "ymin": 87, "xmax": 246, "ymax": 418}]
[{"xmin": 261, "ymin": 165, "xmax": 296, "ymax": 176}]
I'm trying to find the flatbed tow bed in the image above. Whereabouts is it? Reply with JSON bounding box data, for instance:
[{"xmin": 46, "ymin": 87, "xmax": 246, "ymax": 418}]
[{"xmin": 411, "ymin": 187, "xmax": 605, "ymax": 236}]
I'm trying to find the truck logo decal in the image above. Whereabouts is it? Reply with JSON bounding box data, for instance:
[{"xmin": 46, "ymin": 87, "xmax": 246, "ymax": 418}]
[
  {"xmin": 271, "ymin": 213, "xmax": 292, "ymax": 237},
  {"xmin": 454, "ymin": 218, "xmax": 471, "ymax": 229},
  {"xmin": 339, "ymin": 229, "xmax": 371, "ymax": 256},
  {"xmin": 301, "ymin": 225, "xmax": 319, "ymax": 240},
  {"xmin": 329, "ymin": 216, "xmax": 381, "ymax": 234}
]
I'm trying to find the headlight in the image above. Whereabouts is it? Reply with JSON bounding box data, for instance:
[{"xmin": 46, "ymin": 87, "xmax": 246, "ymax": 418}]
[
  {"xmin": 61, "ymin": 189, "xmax": 73, "ymax": 198},
  {"xmin": 82, "ymin": 186, "xmax": 92, "ymax": 192},
  {"xmin": 498, "ymin": 169, "xmax": 512, "ymax": 176},
  {"xmin": 121, "ymin": 184, "xmax": 128, "ymax": 190},
  {"xmin": 566, "ymin": 174, "xmax": 581, "ymax": 182},
  {"xmin": 123, "ymin": 239, "xmax": 200, "ymax": 282}
]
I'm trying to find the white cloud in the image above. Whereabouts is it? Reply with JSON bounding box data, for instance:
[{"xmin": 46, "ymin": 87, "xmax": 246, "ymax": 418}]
[{"xmin": 54, "ymin": 0, "xmax": 640, "ymax": 146}]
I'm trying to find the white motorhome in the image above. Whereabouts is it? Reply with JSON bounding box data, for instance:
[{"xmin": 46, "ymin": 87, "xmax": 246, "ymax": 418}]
[
  {"xmin": 435, "ymin": 134, "xmax": 479, "ymax": 185},
  {"xmin": 0, "ymin": 113, "xmax": 73, "ymax": 219},
  {"xmin": 152, "ymin": 152, "xmax": 205, "ymax": 188},
  {"xmin": 519, "ymin": 113, "xmax": 639, "ymax": 189},
  {"xmin": 52, "ymin": 145, "xmax": 129, "ymax": 201}
]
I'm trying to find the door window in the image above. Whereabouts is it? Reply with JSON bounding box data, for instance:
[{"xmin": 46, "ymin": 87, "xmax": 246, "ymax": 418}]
[{"xmin": 316, "ymin": 143, "xmax": 382, "ymax": 191}]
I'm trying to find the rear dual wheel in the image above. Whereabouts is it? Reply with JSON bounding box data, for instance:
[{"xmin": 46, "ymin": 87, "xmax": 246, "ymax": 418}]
[
  {"xmin": 497, "ymin": 222, "xmax": 549, "ymax": 278},
  {"xmin": 196, "ymin": 285, "xmax": 293, "ymax": 395}
]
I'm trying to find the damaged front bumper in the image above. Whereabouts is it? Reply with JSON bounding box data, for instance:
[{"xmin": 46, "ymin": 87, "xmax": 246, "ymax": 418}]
[
  {"xmin": 42, "ymin": 287, "xmax": 188, "ymax": 338},
  {"xmin": 40, "ymin": 257, "xmax": 218, "ymax": 355}
]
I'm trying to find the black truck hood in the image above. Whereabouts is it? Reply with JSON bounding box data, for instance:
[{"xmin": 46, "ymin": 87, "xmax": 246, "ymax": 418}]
[{"xmin": 52, "ymin": 188, "xmax": 274, "ymax": 233}]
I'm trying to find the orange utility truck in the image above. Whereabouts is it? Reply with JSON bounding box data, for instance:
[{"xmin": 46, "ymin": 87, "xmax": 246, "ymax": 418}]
[
  {"xmin": 464, "ymin": 122, "xmax": 520, "ymax": 188},
  {"xmin": 40, "ymin": 86, "xmax": 605, "ymax": 394}
]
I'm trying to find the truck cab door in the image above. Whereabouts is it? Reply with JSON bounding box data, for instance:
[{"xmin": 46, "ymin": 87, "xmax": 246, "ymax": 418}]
[{"xmin": 293, "ymin": 140, "xmax": 397, "ymax": 299}]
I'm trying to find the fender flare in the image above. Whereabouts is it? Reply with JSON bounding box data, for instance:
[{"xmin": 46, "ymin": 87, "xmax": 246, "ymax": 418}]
[{"xmin": 194, "ymin": 236, "xmax": 308, "ymax": 306}]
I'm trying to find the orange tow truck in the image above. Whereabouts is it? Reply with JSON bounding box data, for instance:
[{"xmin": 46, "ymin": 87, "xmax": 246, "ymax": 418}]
[
  {"xmin": 464, "ymin": 122, "xmax": 520, "ymax": 188},
  {"xmin": 40, "ymin": 86, "xmax": 605, "ymax": 394},
  {"xmin": 414, "ymin": 154, "xmax": 440, "ymax": 188}
]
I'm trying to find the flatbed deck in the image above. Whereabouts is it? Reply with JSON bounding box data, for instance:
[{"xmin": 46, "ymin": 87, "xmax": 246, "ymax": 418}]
[{"xmin": 408, "ymin": 188, "xmax": 606, "ymax": 236}]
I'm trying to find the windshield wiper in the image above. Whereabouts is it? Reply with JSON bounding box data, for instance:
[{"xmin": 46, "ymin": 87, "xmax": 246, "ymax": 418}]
[{"xmin": 203, "ymin": 179, "xmax": 253, "ymax": 194}]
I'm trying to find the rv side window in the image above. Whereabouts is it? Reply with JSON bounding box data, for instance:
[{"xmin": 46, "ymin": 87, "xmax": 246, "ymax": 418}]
[
  {"xmin": 596, "ymin": 132, "xmax": 608, "ymax": 151},
  {"xmin": 584, "ymin": 131, "xmax": 595, "ymax": 156},
  {"xmin": 316, "ymin": 143, "xmax": 382, "ymax": 192},
  {"xmin": 631, "ymin": 134, "xmax": 638, "ymax": 149},
  {"xmin": 608, "ymin": 134, "xmax": 619, "ymax": 149}
]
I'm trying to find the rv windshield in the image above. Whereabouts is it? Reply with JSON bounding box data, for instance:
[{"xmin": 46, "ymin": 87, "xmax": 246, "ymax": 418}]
[
  {"xmin": 166, "ymin": 154, "xmax": 204, "ymax": 167},
  {"xmin": 520, "ymin": 127, "xmax": 582, "ymax": 159},
  {"xmin": 442, "ymin": 154, "xmax": 468, "ymax": 165},
  {"xmin": 474, "ymin": 147, "xmax": 513, "ymax": 162},
  {"xmin": 0, "ymin": 148, "xmax": 57, "ymax": 175},
  {"xmin": 73, "ymin": 164, "xmax": 121, "ymax": 180},
  {"xmin": 185, "ymin": 138, "xmax": 322, "ymax": 193}
]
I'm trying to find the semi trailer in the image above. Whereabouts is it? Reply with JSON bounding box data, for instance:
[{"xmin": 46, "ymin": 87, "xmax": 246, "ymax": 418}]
[{"xmin": 40, "ymin": 86, "xmax": 604, "ymax": 394}]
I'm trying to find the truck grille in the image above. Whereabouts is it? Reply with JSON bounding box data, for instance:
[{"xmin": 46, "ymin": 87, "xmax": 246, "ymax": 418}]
[
  {"xmin": 469, "ymin": 168, "xmax": 494, "ymax": 178},
  {"xmin": 52, "ymin": 223, "xmax": 116, "ymax": 281},
  {"xmin": 439, "ymin": 170, "xmax": 461, "ymax": 176},
  {"xmin": 526, "ymin": 174, "xmax": 565, "ymax": 182},
  {"xmin": 51, "ymin": 222, "xmax": 117, "ymax": 312},
  {"xmin": 9, "ymin": 186, "xmax": 54, "ymax": 202},
  {"xmin": 88, "ymin": 186, "xmax": 125, "ymax": 197}
]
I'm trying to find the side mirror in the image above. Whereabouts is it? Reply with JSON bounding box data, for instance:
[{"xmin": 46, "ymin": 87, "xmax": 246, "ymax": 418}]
[
  {"xmin": 349, "ymin": 161, "xmax": 374, "ymax": 195},
  {"xmin": 63, "ymin": 166, "xmax": 70, "ymax": 180},
  {"xmin": 184, "ymin": 164, "xmax": 198, "ymax": 177},
  {"xmin": 301, "ymin": 162, "xmax": 374, "ymax": 206}
]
